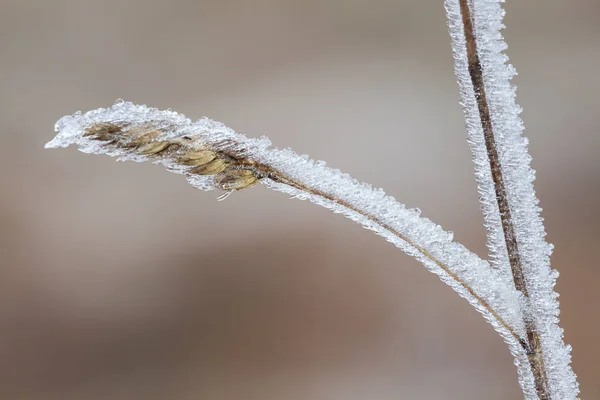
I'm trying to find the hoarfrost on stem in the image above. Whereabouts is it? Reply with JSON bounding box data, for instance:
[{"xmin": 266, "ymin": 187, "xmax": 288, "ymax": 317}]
[{"xmin": 445, "ymin": 0, "xmax": 578, "ymax": 398}]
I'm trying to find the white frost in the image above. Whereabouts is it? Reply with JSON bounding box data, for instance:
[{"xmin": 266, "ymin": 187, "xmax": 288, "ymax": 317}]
[{"xmin": 445, "ymin": 0, "xmax": 578, "ymax": 398}]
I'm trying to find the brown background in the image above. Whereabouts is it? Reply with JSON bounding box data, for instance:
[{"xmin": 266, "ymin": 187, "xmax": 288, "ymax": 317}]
[{"xmin": 1, "ymin": 1, "xmax": 598, "ymax": 399}]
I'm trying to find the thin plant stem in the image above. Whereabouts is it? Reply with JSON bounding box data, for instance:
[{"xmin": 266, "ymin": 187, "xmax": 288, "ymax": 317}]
[
  {"xmin": 458, "ymin": 0, "xmax": 550, "ymax": 398},
  {"xmin": 258, "ymin": 163, "xmax": 529, "ymax": 351}
]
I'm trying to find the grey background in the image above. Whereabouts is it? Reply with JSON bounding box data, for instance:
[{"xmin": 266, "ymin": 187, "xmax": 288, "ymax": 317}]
[{"xmin": 1, "ymin": 1, "xmax": 599, "ymax": 399}]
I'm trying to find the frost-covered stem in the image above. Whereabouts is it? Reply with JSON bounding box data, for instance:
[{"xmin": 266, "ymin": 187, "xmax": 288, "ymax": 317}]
[
  {"xmin": 458, "ymin": 0, "xmax": 549, "ymax": 397},
  {"xmin": 264, "ymin": 166, "xmax": 527, "ymax": 348},
  {"xmin": 46, "ymin": 101, "xmax": 531, "ymax": 371},
  {"xmin": 447, "ymin": 0, "xmax": 578, "ymax": 394}
]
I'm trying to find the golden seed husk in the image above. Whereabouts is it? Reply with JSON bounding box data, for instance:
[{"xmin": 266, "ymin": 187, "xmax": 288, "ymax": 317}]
[
  {"xmin": 178, "ymin": 150, "xmax": 216, "ymax": 166},
  {"xmin": 215, "ymin": 169, "xmax": 259, "ymax": 190},
  {"xmin": 189, "ymin": 158, "xmax": 228, "ymax": 175},
  {"xmin": 138, "ymin": 141, "xmax": 171, "ymax": 155}
]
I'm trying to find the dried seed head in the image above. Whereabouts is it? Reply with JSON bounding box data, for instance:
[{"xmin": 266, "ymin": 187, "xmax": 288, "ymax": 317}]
[
  {"xmin": 215, "ymin": 168, "xmax": 259, "ymax": 191},
  {"xmin": 189, "ymin": 158, "xmax": 229, "ymax": 175},
  {"xmin": 67, "ymin": 112, "xmax": 266, "ymax": 197}
]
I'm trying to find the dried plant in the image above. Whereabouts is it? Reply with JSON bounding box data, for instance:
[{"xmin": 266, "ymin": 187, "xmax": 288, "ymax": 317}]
[{"xmin": 45, "ymin": 0, "xmax": 579, "ymax": 398}]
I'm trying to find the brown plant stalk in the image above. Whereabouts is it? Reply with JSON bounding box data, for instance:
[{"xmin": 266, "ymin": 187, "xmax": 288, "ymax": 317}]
[{"xmin": 458, "ymin": 0, "xmax": 550, "ymax": 398}]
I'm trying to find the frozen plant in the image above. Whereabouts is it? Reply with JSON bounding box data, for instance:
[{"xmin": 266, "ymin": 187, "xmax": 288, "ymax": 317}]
[{"xmin": 45, "ymin": 1, "xmax": 579, "ymax": 399}]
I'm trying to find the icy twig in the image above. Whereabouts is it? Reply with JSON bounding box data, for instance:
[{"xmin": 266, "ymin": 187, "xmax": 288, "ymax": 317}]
[
  {"xmin": 46, "ymin": 100, "xmax": 530, "ymax": 363},
  {"xmin": 445, "ymin": 0, "xmax": 579, "ymax": 398}
]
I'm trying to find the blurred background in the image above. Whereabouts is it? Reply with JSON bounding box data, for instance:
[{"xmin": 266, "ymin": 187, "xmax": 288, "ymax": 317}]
[{"xmin": 1, "ymin": 0, "xmax": 598, "ymax": 399}]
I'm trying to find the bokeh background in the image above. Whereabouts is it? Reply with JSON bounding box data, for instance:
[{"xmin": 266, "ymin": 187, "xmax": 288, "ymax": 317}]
[{"xmin": 1, "ymin": 1, "xmax": 599, "ymax": 399}]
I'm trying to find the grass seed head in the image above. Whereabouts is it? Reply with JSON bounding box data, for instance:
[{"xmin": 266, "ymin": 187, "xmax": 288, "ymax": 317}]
[{"xmin": 82, "ymin": 122, "xmax": 265, "ymax": 196}]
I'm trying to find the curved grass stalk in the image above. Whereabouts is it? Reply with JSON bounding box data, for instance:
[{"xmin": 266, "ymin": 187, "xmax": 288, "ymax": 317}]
[{"xmin": 46, "ymin": 100, "xmax": 529, "ymax": 367}]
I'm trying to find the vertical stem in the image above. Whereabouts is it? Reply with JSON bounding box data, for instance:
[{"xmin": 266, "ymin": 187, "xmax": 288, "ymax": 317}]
[{"xmin": 458, "ymin": 0, "xmax": 550, "ymax": 398}]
